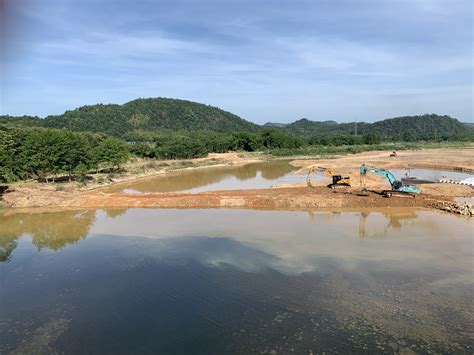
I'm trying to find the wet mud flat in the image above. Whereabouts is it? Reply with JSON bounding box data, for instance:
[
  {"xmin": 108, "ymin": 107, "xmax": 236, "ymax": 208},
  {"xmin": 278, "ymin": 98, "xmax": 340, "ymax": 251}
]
[{"xmin": 0, "ymin": 209, "xmax": 472, "ymax": 354}]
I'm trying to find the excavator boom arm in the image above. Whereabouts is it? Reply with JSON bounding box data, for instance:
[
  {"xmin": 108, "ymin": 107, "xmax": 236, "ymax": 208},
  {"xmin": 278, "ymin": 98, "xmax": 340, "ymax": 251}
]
[
  {"xmin": 317, "ymin": 166, "xmax": 334, "ymax": 176},
  {"xmin": 367, "ymin": 168, "xmax": 396, "ymax": 186}
]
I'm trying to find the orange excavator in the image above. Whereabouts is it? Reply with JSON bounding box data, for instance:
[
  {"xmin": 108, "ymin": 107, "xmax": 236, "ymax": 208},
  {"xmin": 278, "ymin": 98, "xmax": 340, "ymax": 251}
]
[{"xmin": 306, "ymin": 166, "xmax": 351, "ymax": 189}]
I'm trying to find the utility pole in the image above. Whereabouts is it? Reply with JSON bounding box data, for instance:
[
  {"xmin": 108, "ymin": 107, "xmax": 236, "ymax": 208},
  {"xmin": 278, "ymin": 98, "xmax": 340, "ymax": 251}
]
[{"xmin": 354, "ymin": 117, "xmax": 358, "ymax": 136}]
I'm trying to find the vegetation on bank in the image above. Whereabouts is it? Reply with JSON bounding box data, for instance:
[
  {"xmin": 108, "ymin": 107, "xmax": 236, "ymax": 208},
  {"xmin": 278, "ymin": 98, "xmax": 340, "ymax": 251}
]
[
  {"xmin": 0, "ymin": 125, "xmax": 129, "ymax": 183},
  {"xmin": 1, "ymin": 122, "xmax": 472, "ymax": 184}
]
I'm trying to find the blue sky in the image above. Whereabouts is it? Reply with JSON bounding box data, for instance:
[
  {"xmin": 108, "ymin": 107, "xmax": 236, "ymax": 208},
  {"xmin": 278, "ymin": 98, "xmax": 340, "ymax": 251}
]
[{"xmin": 0, "ymin": 0, "xmax": 472, "ymax": 123}]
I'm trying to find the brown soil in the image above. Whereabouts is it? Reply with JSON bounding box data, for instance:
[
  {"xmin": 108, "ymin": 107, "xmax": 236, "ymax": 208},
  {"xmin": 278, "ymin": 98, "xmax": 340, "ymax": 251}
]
[
  {"xmin": 291, "ymin": 147, "xmax": 474, "ymax": 172},
  {"xmin": 1, "ymin": 148, "xmax": 473, "ymax": 213}
]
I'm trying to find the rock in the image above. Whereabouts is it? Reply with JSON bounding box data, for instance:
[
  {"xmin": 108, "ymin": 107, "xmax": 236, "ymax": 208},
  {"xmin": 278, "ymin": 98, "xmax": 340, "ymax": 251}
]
[{"xmin": 432, "ymin": 201, "xmax": 473, "ymax": 216}]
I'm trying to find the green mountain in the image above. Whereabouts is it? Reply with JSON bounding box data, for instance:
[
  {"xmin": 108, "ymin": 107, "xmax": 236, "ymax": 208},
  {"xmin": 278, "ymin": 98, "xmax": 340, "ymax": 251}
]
[
  {"xmin": 1, "ymin": 98, "xmax": 259, "ymax": 137},
  {"xmin": 369, "ymin": 114, "xmax": 469, "ymax": 140},
  {"xmin": 0, "ymin": 115, "xmax": 41, "ymax": 127},
  {"xmin": 283, "ymin": 118, "xmax": 370, "ymax": 136},
  {"xmin": 1, "ymin": 98, "xmax": 471, "ymax": 141},
  {"xmin": 263, "ymin": 122, "xmax": 288, "ymax": 128},
  {"xmin": 282, "ymin": 115, "xmax": 471, "ymax": 140}
]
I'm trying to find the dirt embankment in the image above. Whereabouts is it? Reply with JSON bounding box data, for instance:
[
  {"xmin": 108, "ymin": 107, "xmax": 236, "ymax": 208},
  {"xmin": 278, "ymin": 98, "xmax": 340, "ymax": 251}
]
[
  {"xmin": 0, "ymin": 186, "xmax": 447, "ymax": 211},
  {"xmin": 1, "ymin": 148, "xmax": 473, "ymax": 213}
]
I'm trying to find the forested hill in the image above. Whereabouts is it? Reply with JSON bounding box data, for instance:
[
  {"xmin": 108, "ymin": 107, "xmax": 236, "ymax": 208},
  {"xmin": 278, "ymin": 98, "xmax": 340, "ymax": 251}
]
[
  {"xmin": 0, "ymin": 98, "xmax": 259, "ymax": 137},
  {"xmin": 369, "ymin": 115, "xmax": 470, "ymax": 140},
  {"xmin": 282, "ymin": 118, "xmax": 367, "ymax": 136},
  {"xmin": 1, "ymin": 100, "xmax": 471, "ymax": 141},
  {"xmin": 282, "ymin": 114, "xmax": 472, "ymax": 140}
]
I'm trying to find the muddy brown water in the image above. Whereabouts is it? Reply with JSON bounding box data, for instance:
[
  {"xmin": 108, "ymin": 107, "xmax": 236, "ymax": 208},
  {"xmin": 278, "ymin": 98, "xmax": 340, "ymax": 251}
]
[
  {"xmin": 0, "ymin": 208, "xmax": 472, "ymax": 354},
  {"xmin": 104, "ymin": 161, "xmax": 315, "ymax": 194}
]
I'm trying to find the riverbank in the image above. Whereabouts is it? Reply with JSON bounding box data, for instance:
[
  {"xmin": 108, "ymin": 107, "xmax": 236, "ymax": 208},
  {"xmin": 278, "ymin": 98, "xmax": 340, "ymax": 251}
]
[{"xmin": 1, "ymin": 148, "xmax": 472, "ymax": 215}]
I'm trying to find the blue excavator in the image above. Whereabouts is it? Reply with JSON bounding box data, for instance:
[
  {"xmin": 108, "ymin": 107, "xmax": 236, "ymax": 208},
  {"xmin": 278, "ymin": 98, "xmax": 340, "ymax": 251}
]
[{"xmin": 360, "ymin": 164, "xmax": 421, "ymax": 197}]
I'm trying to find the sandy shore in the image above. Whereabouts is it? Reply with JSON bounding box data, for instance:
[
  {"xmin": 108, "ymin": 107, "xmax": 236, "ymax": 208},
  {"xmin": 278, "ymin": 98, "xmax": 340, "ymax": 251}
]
[{"xmin": 1, "ymin": 148, "xmax": 472, "ymax": 214}]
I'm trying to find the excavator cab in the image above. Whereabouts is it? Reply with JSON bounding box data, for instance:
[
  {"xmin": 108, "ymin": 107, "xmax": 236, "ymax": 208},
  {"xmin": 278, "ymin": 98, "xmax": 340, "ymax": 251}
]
[
  {"xmin": 332, "ymin": 175, "xmax": 343, "ymax": 184},
  {"xmin": 393, "ymin": 180, "xmax": 403, "ymax": 190}
]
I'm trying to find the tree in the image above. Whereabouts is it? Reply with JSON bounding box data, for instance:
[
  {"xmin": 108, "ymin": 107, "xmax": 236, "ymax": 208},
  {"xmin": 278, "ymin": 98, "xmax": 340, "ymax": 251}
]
[
  {"xmin": 21, "ymin": 130, "xmax": 61, "ymax": 182},
  {"xmin": 260, "ymin": 128, "xmax": 302, "ymax": 149},
  {"xmin": 363, "ymin": 132, "xmax": 381, "ymax": 145},
  {"xmin": 0, "ymin": 128, "xmax": 20, "ymax": 182},
  {"xmin": 403, "ymin": 129, "xmax": 417, "ymax": 142},
  {"xmin": 128, "ymin": 113, "xmax": 150, "ymax": 128},
  {"xmin": 129, "ymin": 142, "xmax": 155, "ymax": 158},
  {"xmin": 92, "ymin": 138, "xmax": 129, "ymax": 170},
  {"xmin": 56, "ymin": 131, "xmax": 91, "ymax": 180},
  {"xmin": 231, "ymin": 132, "xmax": 259, "ymax": 151},
  {"xmin": 154, "ymin": 138, "xmax": 209, "ymax": 159}
]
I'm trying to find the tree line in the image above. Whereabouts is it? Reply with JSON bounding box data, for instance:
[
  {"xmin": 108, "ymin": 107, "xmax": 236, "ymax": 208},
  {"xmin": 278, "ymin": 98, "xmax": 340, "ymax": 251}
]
[
  {"xmin": 127, "ymin": 129, "xmax": 386, "ymax": 160},
  {"xmin": 0, "ymin": 125, "xmax": 129, "ymax": 183}
]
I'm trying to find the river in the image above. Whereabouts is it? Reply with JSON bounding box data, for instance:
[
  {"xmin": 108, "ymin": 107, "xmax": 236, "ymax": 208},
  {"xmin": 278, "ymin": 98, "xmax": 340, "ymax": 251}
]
[{"xmin": 0, "ymin": 208, "xmax": 472, "ymax": 354}]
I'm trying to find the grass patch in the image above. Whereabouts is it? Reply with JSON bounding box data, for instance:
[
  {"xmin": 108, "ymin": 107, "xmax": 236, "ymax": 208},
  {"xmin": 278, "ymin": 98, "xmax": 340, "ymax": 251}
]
[
  {"xmin": 131, "ymin": 167, "xmax": 145, "ymax": 174},
  {"xmin": 172, "ymin": 161, "xmax": 195, "ymax": 169},
  {"xmin": 143, "ymin": 161, "xmax": 169, "ymax": 170}
]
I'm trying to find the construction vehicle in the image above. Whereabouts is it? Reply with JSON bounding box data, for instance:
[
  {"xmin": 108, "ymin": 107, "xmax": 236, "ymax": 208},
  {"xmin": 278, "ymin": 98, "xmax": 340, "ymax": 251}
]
[
  {"xmin": 307, "ymin": 166, "xmax": 351, "ymax": 189},
  {"xmin": 360, "ymin": 164, "xmax": 420, "ymax": 197}
]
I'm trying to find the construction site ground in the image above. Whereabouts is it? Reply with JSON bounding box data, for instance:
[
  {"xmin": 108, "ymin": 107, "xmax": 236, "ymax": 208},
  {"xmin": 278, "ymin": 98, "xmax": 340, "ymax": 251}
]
[{"xmin": 1, "ymin": 148, "xmax": 473, "ymax": 215}]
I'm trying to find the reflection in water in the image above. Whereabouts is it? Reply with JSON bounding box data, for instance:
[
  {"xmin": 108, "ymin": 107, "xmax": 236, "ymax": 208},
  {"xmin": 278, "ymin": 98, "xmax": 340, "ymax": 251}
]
[
  {"xmin": 358, "ymin": 210, "xmax": 418, "ymax": 239},
  {"xmin": 0, "ymin": 239, "xmax": 16, "ymax": 263},
  {"xmin": 0, "ymin": 210, "xmax": 95, "ymax": 257},
  {"xmin": 104, "ymin": 208, "xmax": 128, "ymax": 219},
  {"xmin": 0, "ymin": 209, "xmax": 472, "ymax": 354},
  {"xmin": 104, "ymin": 161, "xmax": 301, "ymax": 194}
]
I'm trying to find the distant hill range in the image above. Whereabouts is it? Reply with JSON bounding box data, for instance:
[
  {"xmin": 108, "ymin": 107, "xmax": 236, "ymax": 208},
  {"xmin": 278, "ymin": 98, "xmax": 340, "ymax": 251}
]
[
  {"xmin": 263, "ymin": 122, "xmax": 288, "ymax": 128},
  {"xmin": 279, "ymin": 115, "xmax": 472, "ymax": 140},
  {"xmin": 1, "ymin": 97, "xmax": 472, "ymax": 140}
]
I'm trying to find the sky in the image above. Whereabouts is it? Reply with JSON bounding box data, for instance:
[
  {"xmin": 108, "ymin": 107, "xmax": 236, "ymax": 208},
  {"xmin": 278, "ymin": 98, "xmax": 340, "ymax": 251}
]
[{"xmin": 0, "ymin": 0, "xmax": 472, "ymax": 123}]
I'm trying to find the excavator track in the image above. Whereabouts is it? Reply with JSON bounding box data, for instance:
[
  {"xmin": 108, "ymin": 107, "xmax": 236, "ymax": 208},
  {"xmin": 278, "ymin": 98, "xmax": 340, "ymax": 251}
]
[
  {"xmin": 329, "ymin": 183, "xmax": 351, "ymax": 191},
  {"xmin": 383, "ymin": 190, "xmax": 416, "ymax": 199}
]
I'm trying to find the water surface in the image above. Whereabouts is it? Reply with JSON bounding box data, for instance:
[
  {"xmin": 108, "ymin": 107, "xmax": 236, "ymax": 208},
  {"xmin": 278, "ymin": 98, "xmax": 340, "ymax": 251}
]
[
  {"xmin": 0, "ymin": 209, "xmax": 472, "ymax": 354},
  {"xmin": 104, "ymin": 161, "xmax": 310, "ymax": 194},
  {"xmin": 391, "ymin": 168, "xmax": 472, "ymax": 181}
]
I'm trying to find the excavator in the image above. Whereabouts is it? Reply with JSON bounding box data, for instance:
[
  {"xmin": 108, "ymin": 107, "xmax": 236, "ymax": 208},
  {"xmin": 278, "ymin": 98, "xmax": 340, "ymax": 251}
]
[
  {"xmin": 307, "ymin": 166, "xmax": 351, "ymax": 189},
  {"xmin": 360, "ymin": 164, "xmax": 420, "ymax": 197}
]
